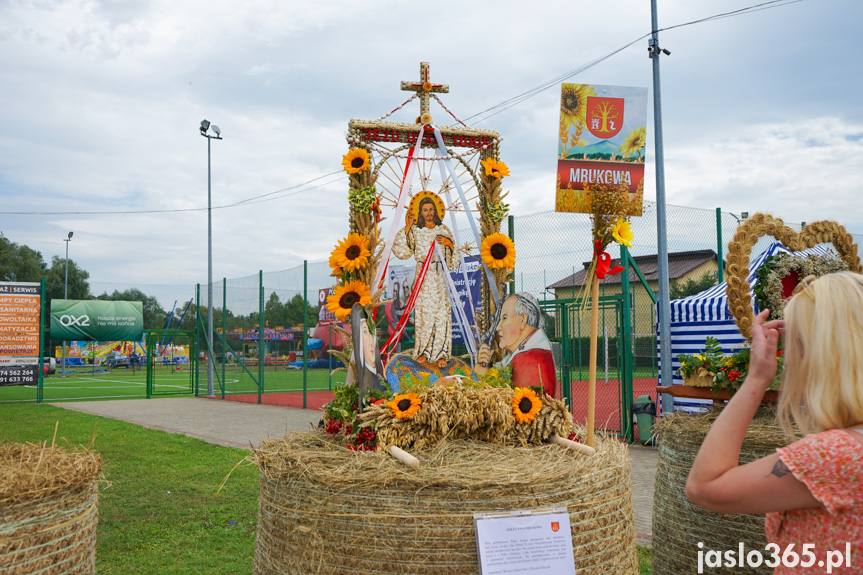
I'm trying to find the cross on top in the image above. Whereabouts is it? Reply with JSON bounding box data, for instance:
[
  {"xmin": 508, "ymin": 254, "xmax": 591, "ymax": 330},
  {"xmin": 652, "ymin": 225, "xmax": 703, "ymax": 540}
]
[{"xmin": 400, "ymin": 61, "xmax": 449, "ymax": 120}]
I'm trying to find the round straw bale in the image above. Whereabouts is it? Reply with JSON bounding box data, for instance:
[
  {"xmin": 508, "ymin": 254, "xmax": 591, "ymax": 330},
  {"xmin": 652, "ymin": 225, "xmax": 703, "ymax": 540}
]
[
  {"xmin": 0, "ymin": 442, "xmax": 102, "ymax": 575},
  {"xmin": 652, "ymin": 408, "xmax": 789, "ymax": 574},
  {"xmin": 253, "ymin": 430, "xmax": 636, "ymax": 574}
]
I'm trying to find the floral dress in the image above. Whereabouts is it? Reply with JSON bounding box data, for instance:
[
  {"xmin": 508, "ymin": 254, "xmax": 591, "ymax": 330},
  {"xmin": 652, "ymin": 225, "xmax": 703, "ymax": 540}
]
[
  {"xmin": 392, "ymin": 223, "xmax": 457, "ymax": 363},
  {"xmin": 764, "ymin": 429, "xmax": 863, "ymax": 574}
]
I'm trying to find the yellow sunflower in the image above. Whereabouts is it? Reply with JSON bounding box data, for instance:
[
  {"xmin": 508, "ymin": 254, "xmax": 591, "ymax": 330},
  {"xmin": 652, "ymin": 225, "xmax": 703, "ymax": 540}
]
[
  {"xmin": 619, "ymin": 126, "xmax": 646, "ymax": 160},
  {"xmin": 480, "ymin": 233, "xmax": 516, "ymax": 270},
  {"xmin": 512, "ymin": 387, "xmax": 542, "ymax": 424},
  {"xmin": 560, "ymin": 83, "xmax": 595, "ymax": 129},
  {"xmin": 326, "ymin": 280, "xmax": 372, "ymax": 321},
  {"xmin": 611, "ymin": 218, "xmax": 634, "ymax": 248},
  {"xmin": 328, "ymin": 251, "xmax": 343, "ymax": 277},
  {"xmin": 388, "ymin": 393, "xmax": 422, "ymax": 419},
  {"xmin": 342, "ymin": 148, "xmax": 370, "ymax": 175},
  {"xmin": 481, "ymin": 158, "xmax": 510, "ymax": 179},
  {"xmin": 331, "ymin": 233, "xmax": 370, "ymax": 272}
]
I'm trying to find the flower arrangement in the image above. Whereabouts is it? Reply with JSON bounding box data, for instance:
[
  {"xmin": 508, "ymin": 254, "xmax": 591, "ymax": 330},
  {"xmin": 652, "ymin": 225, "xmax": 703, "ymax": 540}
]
[
  {"xmin": 322, "ymin": 380, "xmax": 393, "ymax": 451},
  {"xmin": 753, "ymin": 252, "xmax": 848, "ymax": 320},
  {"xmin": 676, "ymin": 337, "xmax": 723, "ymax": 387},
  {"xmin": 678, "ymin": 337, "xmax": 785, "ymax": 395}
]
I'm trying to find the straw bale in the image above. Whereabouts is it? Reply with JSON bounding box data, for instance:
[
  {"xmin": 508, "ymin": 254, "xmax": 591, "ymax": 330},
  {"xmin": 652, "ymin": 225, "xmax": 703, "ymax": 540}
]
[
  {"xmin": 0, "ymin": 442, "xmax": 102, "ymax": 575},
  {"xmin": 253, "ymin": 430, "xmax": 636, "ymax": 574},
  {"xmin": 652, "ymin": 408, "xmax": 788, "ymax": 574},
  {"xmin": 356, "ymin": 382, "xmax": 573, "ymax": 451}
]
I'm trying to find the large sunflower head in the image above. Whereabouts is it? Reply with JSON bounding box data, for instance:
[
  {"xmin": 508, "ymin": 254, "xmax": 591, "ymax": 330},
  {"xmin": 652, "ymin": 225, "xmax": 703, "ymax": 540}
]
[
  {"xmin": 512, "ymin": 387, "xmax": 542, "ymax": 424},
  {"xmin": 326, "ymin": 280, "xmax": 372, "ymax": 321},
  {"xmin": 611, "ymin": 218, "xmax": 634, "ymax": 248},
  {"xmin": 481, "ymin": 158, "xmax": 510, "ymax": 179},
  {"xmin": 480, "ymin": 233, "xmax": 516, "ymax": 270},
  {"xmin": 560, "ymin": 84, "xmax": 595, "ymax": 129},
  {"xmin": 619, "ymin": 126, "xmax": 647, "ymax": 159},
  {"xmin": 342, "ymin": 148, "xmax": 371, "ymax": 175},
  {"xmin": 332, "ymin": 233, "xmax": 370, "ymax": 272},
  {"xmin": 387, "ymin": 393, "xmax": 422, "ymax": 419}
]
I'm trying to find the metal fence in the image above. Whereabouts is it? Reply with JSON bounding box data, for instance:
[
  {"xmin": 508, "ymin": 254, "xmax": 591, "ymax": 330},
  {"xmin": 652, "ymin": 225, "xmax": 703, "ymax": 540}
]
[{"xmin": 4, "ymin": 202, "xmax": 860, "ymax": 420}]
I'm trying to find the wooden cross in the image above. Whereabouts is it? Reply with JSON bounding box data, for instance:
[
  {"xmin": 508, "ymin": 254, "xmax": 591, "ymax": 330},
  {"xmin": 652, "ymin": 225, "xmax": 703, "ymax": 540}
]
[{"xmin": 400, "ymin": 61, "xmax": 449, "ymax": 119}]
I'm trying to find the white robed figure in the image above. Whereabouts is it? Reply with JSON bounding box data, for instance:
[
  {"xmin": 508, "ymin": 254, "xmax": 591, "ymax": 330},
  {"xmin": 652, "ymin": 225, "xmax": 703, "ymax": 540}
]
[{"xmin": 392, "ymin": 191, "xmax": 458, "ymax": 366}]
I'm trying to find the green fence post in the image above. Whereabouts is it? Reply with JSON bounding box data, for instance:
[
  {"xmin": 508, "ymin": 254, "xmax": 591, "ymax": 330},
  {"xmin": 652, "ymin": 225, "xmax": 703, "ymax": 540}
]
[
  {"xmin": 195, "ymin": 284, "xmax": 201, "ymax": 397},
  {"xmin": 716, "ymin": 208, "xmax": 724, "ymax": 283},
  {"xmin": 328, "ymin": 324, "xmax": 333, "ymax": 391},
  {"xmin": 303, "ymin": 260, "xmax": 308, "ymax": 409},
  {"xmin": 258, "ymin": 271, "xmax": 264, "ymax": 405},
  {"xmin": 508, "ymin": 215, "xmax": 515, "ymax": 296},
  {"xmin": 222, "ymin": 278, "xmax": 226, "ymax": 394},
  {"xmin": 620, "ymin": 246, "xmax": 634, "ymax": 443},
  {"xmin": 145, "ymin": 332, "xmax": 152, "ymax": 399},
  {"xmin": 37, "ymin": 278, "xmax": 45, "ymax": 403}
]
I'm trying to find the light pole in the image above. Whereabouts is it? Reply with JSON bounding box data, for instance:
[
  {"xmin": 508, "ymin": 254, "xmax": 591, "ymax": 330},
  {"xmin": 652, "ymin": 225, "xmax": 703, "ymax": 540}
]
[
  {"xmin": 62, "ymin": 231, "xmax": 73, "ymax": 377},
  {"xmin": 200, "ymin": 120, "xmax": 221, "ymax": 397}
]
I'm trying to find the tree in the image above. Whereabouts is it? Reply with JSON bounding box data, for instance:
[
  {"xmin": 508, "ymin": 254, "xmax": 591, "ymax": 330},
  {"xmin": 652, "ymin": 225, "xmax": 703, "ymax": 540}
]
[
  {"xmin": 0, "ymin": 234, "xmax": 47, "ymax": 282},
  {"xmin": 44, "ymin": 256, "xmax": 90, "ymax": 301},
  {"xmin": 95, "ymin": 288, "xmax": 167, "ymax": 330},
  {"xmin": 670, "ymin": 270, "xmax": 718, "ymax": 300}
]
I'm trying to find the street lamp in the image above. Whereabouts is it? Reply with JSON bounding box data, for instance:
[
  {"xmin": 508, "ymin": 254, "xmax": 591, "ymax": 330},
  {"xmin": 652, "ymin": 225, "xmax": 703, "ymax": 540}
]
[
  {"xmin": 200, "ymin": 120, "xmax": 222, "ymax": 397},
  {"xmin": 62, "ymin": 231, "xmax": 73, "ymax": 377}
]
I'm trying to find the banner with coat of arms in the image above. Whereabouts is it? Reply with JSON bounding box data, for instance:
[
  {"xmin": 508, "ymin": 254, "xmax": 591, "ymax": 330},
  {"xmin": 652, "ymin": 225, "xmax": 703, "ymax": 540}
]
[{"xmin": 555, "ymin": 83, "xmax": 647, "ymax": 216}]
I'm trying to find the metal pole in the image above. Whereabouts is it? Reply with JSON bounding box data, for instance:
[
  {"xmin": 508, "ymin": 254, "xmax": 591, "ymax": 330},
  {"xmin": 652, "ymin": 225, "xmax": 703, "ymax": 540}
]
[
  {"xmin": 302, "ymin": 260, "xmax": 308, "ymax": 409},
  {"xmin": 650, "ymin": 0, "xmax": 673, "ymax": 399},
  {"xmin": 62, "ymin": 235, "xmax": 70, "ymax": 378},
  {"xmin": 716, "ymin": 208, "xmax": 724, "ymax": 283},
  {"xmin": 206, "ymin": 135, "xmax": 215, "ymax": 397}
]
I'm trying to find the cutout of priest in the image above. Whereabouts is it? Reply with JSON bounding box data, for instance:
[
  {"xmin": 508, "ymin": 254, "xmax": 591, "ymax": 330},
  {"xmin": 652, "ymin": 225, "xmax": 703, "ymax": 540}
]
[{"xmin": 474, "ymin": 293, "xmax": 557, "ymax": 397}]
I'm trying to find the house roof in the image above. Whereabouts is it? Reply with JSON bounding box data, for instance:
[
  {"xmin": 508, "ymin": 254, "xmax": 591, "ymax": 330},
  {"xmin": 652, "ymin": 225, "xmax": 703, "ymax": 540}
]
[{"xmin": 547, "ymin": 249, "xmax": 717, "ymax": 289}]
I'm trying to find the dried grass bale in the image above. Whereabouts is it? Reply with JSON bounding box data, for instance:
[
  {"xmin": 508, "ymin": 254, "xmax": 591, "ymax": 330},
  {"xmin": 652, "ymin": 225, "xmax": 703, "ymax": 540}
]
[
  {"xmin": 253, "ymin": 430, "xmax": 636, "ymax": 575},
  {"xmin": 0, "ymin": 442, "xmax": 102, "ymax": 575},
  {"xmin": 652, "ymin": 408, "xmax": 789, "ymax": 574},
  {"xmin": 356, "ymin": 381, "xmax": 573, "ymax": 450}
]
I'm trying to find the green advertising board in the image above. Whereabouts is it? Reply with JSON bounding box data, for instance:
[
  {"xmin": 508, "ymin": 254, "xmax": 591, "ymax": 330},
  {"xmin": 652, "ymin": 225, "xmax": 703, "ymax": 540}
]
[{"xmin": 50, "ymin": 300, "xmax": 144, "ymax": 342}]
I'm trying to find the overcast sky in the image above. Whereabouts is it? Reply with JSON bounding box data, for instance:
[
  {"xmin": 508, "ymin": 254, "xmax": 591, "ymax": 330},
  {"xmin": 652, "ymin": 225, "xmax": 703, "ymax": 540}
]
[{"xmin": 1, "ymin": 0, "xmax": 861, "ymax": 296}]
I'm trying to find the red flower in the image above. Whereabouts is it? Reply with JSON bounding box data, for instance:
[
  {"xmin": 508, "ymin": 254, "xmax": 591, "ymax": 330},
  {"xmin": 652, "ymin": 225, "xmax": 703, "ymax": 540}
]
[
  {"xmin": 567, "ymin": 432, "xmax": 581, "ymax": 443},
  {"xmin": 324, "ymin": 420, "xmax": 343, "ymax": 435},
  {"xmin": 777, "ymin": 350, "xmax": 785, "ymax": 356}
]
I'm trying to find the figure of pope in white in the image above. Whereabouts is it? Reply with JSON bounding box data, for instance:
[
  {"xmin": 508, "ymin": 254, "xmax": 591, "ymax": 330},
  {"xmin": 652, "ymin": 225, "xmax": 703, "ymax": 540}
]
[{"xmin": 392, "ymin": 196, "xmax": 458, "ymax": 365}]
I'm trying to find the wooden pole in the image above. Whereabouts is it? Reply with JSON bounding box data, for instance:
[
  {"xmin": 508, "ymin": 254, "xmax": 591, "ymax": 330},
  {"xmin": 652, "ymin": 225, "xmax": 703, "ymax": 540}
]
[{"xmin": 587, "ymin": 270, "xmax": 599, "ymax": 448}]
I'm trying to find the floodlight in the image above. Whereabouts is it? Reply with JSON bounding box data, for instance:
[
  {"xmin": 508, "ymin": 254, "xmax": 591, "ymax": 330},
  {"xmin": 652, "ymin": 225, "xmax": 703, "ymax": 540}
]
[
  {"xmin": 212, "ymin": 125, "xmax": 221, "ymax": 136},
  {"xmin": 741, "ymin": 212, "xmax": 749, "ymax": 220},
  {"xmin": 67, "ymin": 231, "xmax": 73, "ymax": 239},
  {"xmin": 200, "ymin": 119, "xmax": 210, "ymax": 133}
]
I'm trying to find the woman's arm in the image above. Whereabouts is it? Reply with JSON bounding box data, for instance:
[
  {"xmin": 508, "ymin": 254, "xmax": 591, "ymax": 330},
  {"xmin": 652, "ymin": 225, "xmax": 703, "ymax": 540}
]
[{"xmin": 685, "ymin": 310, "xmax": 821, "ymax": 514}]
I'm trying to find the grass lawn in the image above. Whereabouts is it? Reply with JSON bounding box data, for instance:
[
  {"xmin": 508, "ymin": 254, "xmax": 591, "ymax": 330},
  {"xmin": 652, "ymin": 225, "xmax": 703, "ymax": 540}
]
[
  {"xmin": 0, "ymin": 402, "xmax": 654, "ymax": 574},
  {"xmin": 0, "ymin": 403, "xmax": 258, "ymax": 574}
]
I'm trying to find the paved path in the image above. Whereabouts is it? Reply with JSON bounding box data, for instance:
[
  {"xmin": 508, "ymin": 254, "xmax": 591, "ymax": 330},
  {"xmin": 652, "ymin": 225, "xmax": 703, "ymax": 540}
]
[{"xmin": 54, "ymin": 396, "xmax": 657, "ymax": 546}]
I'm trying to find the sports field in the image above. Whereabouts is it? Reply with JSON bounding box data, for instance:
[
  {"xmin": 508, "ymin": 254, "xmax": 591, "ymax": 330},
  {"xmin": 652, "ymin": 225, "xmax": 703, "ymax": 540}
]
[{"xmin": 0, "ymin": 363, "xmax": 346, "ymax": 404}]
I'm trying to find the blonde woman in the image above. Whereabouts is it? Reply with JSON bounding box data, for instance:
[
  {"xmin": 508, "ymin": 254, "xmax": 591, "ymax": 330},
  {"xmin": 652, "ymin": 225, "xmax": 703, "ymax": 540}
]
[{"xmin": 686, "ymin": 272, "xmax": 863, "ymax": 573}]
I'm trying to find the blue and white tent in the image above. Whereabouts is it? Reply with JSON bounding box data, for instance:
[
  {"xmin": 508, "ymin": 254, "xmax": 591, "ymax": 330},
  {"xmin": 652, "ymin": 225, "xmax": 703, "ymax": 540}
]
[{"xmin": 657, "ymin": 241, "xmax": 837, "ymax": 411}]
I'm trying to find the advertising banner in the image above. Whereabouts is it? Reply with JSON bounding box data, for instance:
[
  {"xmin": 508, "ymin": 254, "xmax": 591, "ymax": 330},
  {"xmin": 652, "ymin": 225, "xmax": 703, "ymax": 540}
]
[
  {"xmin": 555, "ymin": 83, "xmax": 647, "ymax": 215},
  {"xmin": 0, "ymin": 282, "xmax": 41, "ymax": 386},
  {"xmin": 50, "ymin": 299, "xmax": 143, "ymax": 342},
  {"xmin": 318, "ymin": 288, "xmax": 339, "ymax": 326}
]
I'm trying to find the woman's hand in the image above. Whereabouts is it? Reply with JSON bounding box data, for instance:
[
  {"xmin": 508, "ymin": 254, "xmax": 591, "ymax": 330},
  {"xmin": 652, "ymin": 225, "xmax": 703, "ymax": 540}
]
[{"xmin": 746, "ymin": 309, "xmax": 785, "ymax": 391}]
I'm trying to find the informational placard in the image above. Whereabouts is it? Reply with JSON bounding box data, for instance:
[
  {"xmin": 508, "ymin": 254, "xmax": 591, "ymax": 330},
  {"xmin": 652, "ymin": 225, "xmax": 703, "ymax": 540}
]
[
  {"xmin": 0, "ymin": 282, "xmax": 41, "ymax": 387},
  {"xmin": 555, "ymin": 83, "xmax": 647, "ymax": 216},
  {"xmin": 474, "ymin": 507, "xmax": 576, "ymax": 575},
  {"xmin": 50, "ymin": 299, "xmax": 143, "ymax": 342}
]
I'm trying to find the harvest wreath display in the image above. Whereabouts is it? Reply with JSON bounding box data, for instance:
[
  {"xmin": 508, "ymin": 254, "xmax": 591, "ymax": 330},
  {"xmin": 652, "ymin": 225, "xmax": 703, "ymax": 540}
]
[{"xmin": 674, "ymin": 212, "xmax": 861, "ymax": 398}]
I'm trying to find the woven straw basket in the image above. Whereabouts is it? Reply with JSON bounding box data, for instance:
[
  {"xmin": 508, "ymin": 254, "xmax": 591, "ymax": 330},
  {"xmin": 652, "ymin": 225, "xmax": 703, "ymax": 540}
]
[{"xmin": 682, "ymin": 371, "xmax": 715, "ymax": 388}]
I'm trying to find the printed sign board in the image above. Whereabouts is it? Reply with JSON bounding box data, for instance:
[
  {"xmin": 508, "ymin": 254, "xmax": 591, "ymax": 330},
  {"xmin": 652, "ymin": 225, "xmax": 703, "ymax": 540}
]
[
  {"xmin": 0, "ymin": 282, "xmax": 41, "ymax": 386},
  {"xmin": 556, "ymin": 83, "xmax": 647, "ymax": 216},
  {"xmin": 50, "ymin": 299, "xmax": 143, "ymax": 342}
]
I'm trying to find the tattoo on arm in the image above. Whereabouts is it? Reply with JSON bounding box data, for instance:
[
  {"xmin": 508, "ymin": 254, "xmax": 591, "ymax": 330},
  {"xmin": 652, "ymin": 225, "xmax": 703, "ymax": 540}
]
[{"xmin": 769, "ymin": 460, "xmax": 791, "ymax": 478}]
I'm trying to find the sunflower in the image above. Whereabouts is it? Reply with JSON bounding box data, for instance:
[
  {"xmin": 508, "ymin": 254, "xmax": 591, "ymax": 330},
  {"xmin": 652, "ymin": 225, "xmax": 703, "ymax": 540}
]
[
  {"xmin": 560, "ymin": 83, "xmax": 595, "ymax": 129},
  {"xmin": 512, "ymin": 387, "xmax": 542, "ymax": 424},
  {"xmin": 342, "ymin": 148, "xmax": 371, "ymax": 175},
  {"xmin": 326, "ymin": 280, "xmax": 372, "ymax": 321},
  {"xmin": 388, "ymin": 393, "xmax": 422, "ymax": 419},
  {"xmin": 328, "ymin": 251, "xmax": 343, "ymax": 277},
  {"xmin": 611, "ymin": 218, "xmax": 634, "ymax": 248},
  {"xmin": 481, "ymin": 158, "xmax": 510, "ymax": 179},
  {"xmin": 480, "ymin": 233, "xmax": 516, "ymax": 270},
  {"xmin": 331, "ymin": 233, "xmax": 370, "ymax": 272},
  {"xmin": 619, "ymin": 126, "xmax": 647, "ymax": 159}
]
